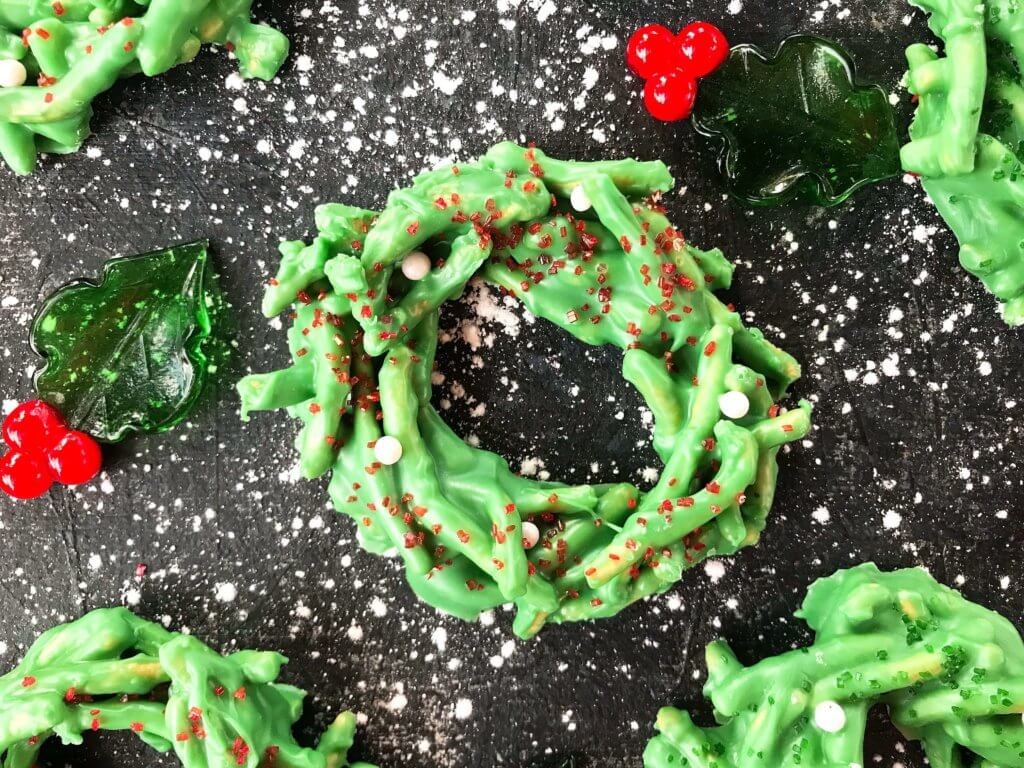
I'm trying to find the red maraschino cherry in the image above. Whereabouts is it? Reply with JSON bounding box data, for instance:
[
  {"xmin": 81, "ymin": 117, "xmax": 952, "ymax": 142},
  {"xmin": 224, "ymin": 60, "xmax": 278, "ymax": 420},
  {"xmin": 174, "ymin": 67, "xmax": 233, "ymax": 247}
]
[
  {"xmin": 48, "ymin": 431, "xmax": 103, "ymax": 486},
  {"xmin": 677, "ymin": 22, "xmax": 730, "ymax": 78},
  {"xmin": 2, "ymin": 399, "xmax": 66, "ymax": 452},
  {"xmin": 644, "ymin": 69, "xmax": 699, "ymax": 121},
  {"xmin": 0, "ymin": 400, "xmax": 103, "ymax": 499},
  {"xmin": 626, "ymin": 24, "xmax": 678, "ymax": 79},
  {"xmin": 0, "ymin": 451, "xmax": 53, "ymax": 499}
]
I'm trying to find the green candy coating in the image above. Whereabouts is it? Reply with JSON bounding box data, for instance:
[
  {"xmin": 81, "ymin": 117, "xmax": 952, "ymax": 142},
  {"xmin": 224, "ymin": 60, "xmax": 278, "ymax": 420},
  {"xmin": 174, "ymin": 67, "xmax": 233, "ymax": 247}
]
[
  {"xmin": 0, "ymin": 1, "xmax": 289, "ymax": 175},
  {"xmin": 905, "ymin": 0, "xmax": 1024, "ymax": 324},
  {"xmin": 644, "ymin": 563, "xmax": 1024, "ymax": 768},
  {"xmin": 238, "ymin": 143, "xmax": 811, "ymax": 639},
  {"xmin": 0, "ymin": 608, "xmax": 375, "ymax": 767}
]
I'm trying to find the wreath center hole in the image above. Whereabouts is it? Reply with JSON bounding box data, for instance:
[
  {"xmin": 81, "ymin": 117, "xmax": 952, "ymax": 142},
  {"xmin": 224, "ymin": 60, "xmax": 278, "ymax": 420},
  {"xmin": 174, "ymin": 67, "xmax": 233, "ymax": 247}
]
[{"xmin": 433, "ymin": 280, "xmax": 661, "ymax": 487}]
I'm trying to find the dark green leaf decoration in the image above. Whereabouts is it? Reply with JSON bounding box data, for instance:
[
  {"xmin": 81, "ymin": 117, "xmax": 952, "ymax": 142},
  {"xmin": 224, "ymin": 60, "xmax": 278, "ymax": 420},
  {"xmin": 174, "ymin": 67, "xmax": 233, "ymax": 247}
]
[
  {"xmin": 691, "ymin": 35, "xmax": 900, "ymax": 207},
  {"xmin": 31, "ymin": 241, "xmax": 220, "ymax": 442}
]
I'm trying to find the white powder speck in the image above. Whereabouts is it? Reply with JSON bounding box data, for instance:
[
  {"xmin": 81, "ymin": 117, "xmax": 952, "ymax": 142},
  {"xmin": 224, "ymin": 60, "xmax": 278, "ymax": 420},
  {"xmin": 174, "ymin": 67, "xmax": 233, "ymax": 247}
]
[
  {"xmin": 432, "ymin": 70, "xmax": 464, "ymax": 95},
  {"xmin": 535, "ymin": 0, "xmax": 556, "ymax": 22},
  {"xmin": 727, "ymin": 0, "xmax": 743, "ymax": 12},
  {"xmin": 882, "ymin": 510, "xmax": 902, "ymax": 530},
  {"xmin": 704, "ymin": 560, "xmax": 726, "ymax": 583},
  {"xmin": 369, "ymin": 597, "xmax": 387, "ymax": 617},
  {"xmin": 454, "ymin": 698, "xmax": 473, "ymax": 719},
  {"xmin": 812, "ymin": 506, "xmax": 831, "ymax": 524},
  {"xmin": 432, "ymin": 626, "xmax": 447, "ymax": 652},
  {"xmin": 214, "ymin": 582, "xmax": 237, "ymax": 603}
]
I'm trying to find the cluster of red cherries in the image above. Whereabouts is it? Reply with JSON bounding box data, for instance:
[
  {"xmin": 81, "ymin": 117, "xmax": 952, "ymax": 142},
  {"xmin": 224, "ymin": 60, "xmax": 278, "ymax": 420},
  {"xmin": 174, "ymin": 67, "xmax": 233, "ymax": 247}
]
[
  {"xmin": 626, "ymin": 21, "xmax": 729, "ymax": 122},
  {"xmin": 0, "ymin": 400, "xmax": 102, "ymax": 500}
]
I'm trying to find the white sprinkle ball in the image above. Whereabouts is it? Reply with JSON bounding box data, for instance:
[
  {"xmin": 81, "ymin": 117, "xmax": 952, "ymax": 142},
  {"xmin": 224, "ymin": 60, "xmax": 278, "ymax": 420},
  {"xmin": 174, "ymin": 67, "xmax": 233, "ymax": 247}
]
[
  {"xmin": 401, "ymin": 250, "xmax": 431, "ymax": 281},
  {"xmin": 570, "ymin": 185, "xmax": 592, "ymax": 212},
  {"xmin": 0, "ymin": 59, "xmax": 27, "ymax": 89},
  {"xmin": 814, "ymin": 700, "xmax": 846, "ymax": 733},
  {"xmin": 374, "ymin": 436, "xmax": 403, "ymax": 465},
  {"xmin": 521, "ymin": 521, "xmax": 540, "ymax": 549},
  {"xmin": 718, "ymin": 390, "xmax": 750, "ymax": 420}
]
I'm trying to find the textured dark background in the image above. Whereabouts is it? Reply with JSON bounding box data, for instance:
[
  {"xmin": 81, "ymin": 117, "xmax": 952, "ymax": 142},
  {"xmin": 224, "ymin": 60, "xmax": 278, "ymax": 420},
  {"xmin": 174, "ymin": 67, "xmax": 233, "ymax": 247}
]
[{"xmin": 0, "ymin": 0, "xmax": 1021, "ymax": 766}]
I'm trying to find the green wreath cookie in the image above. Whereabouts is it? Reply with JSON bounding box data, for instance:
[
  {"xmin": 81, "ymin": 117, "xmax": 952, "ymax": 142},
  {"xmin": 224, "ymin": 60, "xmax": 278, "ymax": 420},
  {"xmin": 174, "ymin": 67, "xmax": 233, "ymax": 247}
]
[
  {"xmin": 904, "ymin": 0, "xmax": 1024, "ymax": 324},
  {"xmin": 0, "ymin": 608, "xmax": 373, "ymax": 767},
  {"xmin": 238, "ymin": 143, "xmax": 812, "ymax": 639},
  {"xmin": 0, "ymin": 1, "xmax": 289, "ymax": 175},
  {"xmin": 645, "ymin": 563, "xmax": 1024, "ymax": 768}
]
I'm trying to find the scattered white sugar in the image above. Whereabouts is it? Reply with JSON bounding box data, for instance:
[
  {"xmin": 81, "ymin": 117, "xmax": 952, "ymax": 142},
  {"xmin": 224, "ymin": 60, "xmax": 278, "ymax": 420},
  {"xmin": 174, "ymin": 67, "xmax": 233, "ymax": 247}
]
[
  {"xmin": 347, "ymin": 624, "xmax": 364, "ymax": 642},
  {"xmin": 704, "ymin": 560, "xmax": 726, "ymax": 583},
  {"xmin": 812, "ymin": 507, "xmax": 831, "ymax": 524},
  {"xmin": 214, "ymin": 582, "xmax": 237, "ymax": 603},
  {"xmin": 369, "ymin": 596, "xmax": 388, "ymax": 617},
  {"xmin": 87, "ymin": 553, "xmax": 102, "ymax": 570},
  {"xmin": 880, "ymin": 353, "xmax": 901, "ymax": 377},
  {"xmin": 979, "ymin": 361, "xmax": 993, "ymax": 375},
  {"xmin": 295, "ymin": 54, "xmax": 314, "ymax": 72},
  {"xmin": 454, "ymin": 698, "xmax": 473, "ymax": 719},
  {"xmin": 727, "ymin": 0, "xmax": 743, "ymax": 13},
  {"xmin": 1002, "ymin": 576, "xmax": 1011, "ymax": 590},
  {"xmin": 520, "ymin": 456, "xmax": 543, "ymax": 476},
  {"xmin": 882, "ymin": 511, "xmax": 902, "ymax": 530},
  {"xmin": 431, "ymin": 627, "xmax": 448, "ymax": 652},
  {"xmin": 0, "ymin": 642, "xmax": 7, "ymax": 656},
  {"xmin": 432, "ymin": 70, "xmax": 463, "ymax": 95},
  {"xmin": 198, "ymin": 147, "xmax": 212, "ymax": 162},
  {"xmin": 387, "ymin": 690, "xmax": 408, "ymax": 711},
  {"xmin": 532, "ymin": 0, "xmax": 557, "ymax": 21}
]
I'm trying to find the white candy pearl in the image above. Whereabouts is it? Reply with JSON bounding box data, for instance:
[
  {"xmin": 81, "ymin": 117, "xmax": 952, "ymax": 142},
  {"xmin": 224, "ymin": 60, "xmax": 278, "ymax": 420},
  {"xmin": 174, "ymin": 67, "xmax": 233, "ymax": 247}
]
[
  {"xmin": 521, "ymin": 521, "xmax": 540, "ymax": 549},
  {"xmin": 0, "ymin": 59, "xmax": 27, "ymax": 89},
  {"xmin": 401, "ymin": 251, "xmax": 431, "ymax": 281},
  {"xmin": 570, "ymin": 184, "xmax": 592, "ymax": 212},
  {"xmin": 373, "ymin": 436, "xmax": 403, "ymax": 465},
  {"xmin": 813, "ymin": 700, "xmax": 846, "ymax": 733},
  {"xmin": 718, "ymin": 390, "xmax": 750, "ymax": 420}
]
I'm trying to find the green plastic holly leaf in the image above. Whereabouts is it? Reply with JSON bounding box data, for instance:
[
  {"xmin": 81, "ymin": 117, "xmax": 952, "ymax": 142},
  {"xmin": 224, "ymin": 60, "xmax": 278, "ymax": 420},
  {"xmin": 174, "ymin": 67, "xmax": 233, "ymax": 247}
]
[
  {"xmin": 692, "ymin": 35, "xmax": 900, "ymax": 206},
  {"xmin": 31, "ymin": 241, "xmax": 220, "ymax": 442}
]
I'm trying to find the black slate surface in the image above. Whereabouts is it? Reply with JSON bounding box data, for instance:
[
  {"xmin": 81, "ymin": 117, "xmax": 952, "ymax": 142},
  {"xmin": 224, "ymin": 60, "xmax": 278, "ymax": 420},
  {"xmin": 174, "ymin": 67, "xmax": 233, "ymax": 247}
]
[{"xmin": 0, "ymin": 0, "xmax": 1022, "ymax": 766}]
